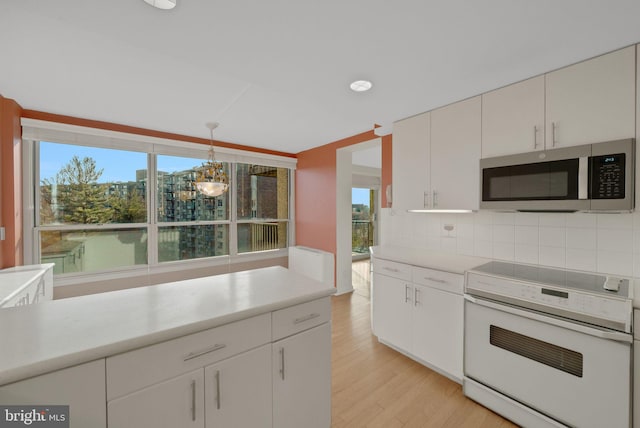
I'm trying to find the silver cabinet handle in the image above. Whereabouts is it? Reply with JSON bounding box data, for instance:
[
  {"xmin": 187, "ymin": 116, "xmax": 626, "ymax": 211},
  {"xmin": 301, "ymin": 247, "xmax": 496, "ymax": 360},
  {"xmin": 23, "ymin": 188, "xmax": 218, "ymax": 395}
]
[
  {"xmin": 215, "ymin": 370, "xmax": 221, "ymax": 410},
  {"xmin": 190, "ymin": 380, "xmax": 196, "ymax": 422},
  {"xmin": 423, "ymin": 191, "xmax": 430, "ymax": 209},
  {"xmin": 279, "ymin": 348, "xmax": 285, "ymax": 380},
  {"xmin": 552, "ymin": 121, "xmax": 557, "ymax": 147},
  {"xmin": 294, "ymin": 313, "xmax": 320, "ymax": 324},
  {"xmin": 424, "ymin": 277, "xmax": 447, "ymax": 284},
  {"xmin": 183, "ymin": 343, "xmax": 226, "ymax": 361},
  {"xmin": 414, "ymin": 288, "xmax": 419, "ymax": 306},
  {"xmin": 433, "ymin": 191, "xmax": 438, "ymax": 208},
  {"xmin": 404, "ymin": 284, "xmax": 411, "ymax": 303},
  {"xmin": 383, "ymin": 267, "xmax": 400, "ymax": 273},
  {"xmin": 533, "ymin": 125, "xmax": 539, "ymax": 149}
]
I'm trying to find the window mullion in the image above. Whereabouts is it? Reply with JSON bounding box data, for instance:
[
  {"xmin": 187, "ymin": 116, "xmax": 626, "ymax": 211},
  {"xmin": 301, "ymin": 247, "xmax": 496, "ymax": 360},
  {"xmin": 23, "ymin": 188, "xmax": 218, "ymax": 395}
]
[
  {"xmin": 148, "ymin": 153, "xmax": 158, "ymax": 266},
  {"xmin": 229, "ymin": 163, "xmax": 238, "ymax": 258}
]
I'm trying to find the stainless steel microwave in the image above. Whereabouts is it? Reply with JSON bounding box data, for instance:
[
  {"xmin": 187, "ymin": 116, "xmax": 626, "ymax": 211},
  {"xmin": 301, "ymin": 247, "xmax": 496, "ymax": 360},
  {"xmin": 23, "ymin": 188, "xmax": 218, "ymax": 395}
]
[{"xmin": 480, "ymin": 139, "xmax": 635, "ymax": 212}]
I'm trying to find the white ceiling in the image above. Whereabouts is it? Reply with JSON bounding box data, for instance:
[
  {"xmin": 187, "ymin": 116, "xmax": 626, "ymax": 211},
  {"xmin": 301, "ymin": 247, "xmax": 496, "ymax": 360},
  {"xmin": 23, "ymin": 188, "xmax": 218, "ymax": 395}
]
[{"xmin": 2, "ymin": 1, "xmax": 640, "ymax": 154}]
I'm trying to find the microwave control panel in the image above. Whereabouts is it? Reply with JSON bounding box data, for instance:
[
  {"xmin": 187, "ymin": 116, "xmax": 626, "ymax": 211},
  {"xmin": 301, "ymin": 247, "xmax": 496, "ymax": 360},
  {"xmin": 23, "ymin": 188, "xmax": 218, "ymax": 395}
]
[{"xmin": 591, "ymin": 153, "xmax": 625, "ymax": 199}]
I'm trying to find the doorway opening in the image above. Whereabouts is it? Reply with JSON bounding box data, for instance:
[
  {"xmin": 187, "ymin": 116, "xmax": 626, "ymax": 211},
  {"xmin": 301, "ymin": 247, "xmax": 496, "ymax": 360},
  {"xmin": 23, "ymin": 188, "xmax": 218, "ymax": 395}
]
[{"xmin": 352, "ymin": 187, "xmax": 376, "ymax": 260}]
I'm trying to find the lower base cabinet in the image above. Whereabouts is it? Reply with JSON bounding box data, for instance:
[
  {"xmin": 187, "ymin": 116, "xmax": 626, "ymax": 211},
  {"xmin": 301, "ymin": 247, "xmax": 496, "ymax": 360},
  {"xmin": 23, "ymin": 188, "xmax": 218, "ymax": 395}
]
[
  {"xmin": 273, "ymin": 323, "xmax": 332, "ymax": 428},
  {"xmin": 0, "ymin": 359, "xmax": 106, "ymax": 428},
  {"xmin": 205, "ymin": 345, "xmax": 272, "ymax": 428},
  {"xmin": 371, "ymin": 258, "xmax": 464, "ymax": 381}
]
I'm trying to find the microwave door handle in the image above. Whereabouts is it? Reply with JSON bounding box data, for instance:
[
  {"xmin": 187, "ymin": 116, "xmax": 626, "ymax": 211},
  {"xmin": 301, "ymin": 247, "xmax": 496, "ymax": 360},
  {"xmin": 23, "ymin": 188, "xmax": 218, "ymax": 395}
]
[{"xmin": 578, "ymin": 157, "xmax": 589, "ymax": 200}]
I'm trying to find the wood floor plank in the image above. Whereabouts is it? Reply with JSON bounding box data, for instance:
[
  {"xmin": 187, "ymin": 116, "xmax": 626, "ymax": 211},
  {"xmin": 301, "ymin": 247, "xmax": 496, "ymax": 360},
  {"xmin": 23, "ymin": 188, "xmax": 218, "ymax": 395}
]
[{"xmin": 331, "ymin": 266, "xmax": 517, "ymax": 428}]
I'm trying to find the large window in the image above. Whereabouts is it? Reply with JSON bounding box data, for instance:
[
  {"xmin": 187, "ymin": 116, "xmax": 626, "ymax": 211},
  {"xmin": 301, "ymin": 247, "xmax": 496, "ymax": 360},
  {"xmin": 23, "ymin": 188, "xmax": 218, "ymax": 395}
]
[
  {"xmin": 156, "ymin": 155, "xmax": 230, "ymax": 262},
  {"xmin": 236, "ymin": 164, "xmax": 289, "ymax": 253},
  {"xmin": 38, "ymin": 142, "xmax": 148, "ymax": 274},
  {"xmin": 31, "ymin": 137, "xmax": 293, "ymax": 278}
]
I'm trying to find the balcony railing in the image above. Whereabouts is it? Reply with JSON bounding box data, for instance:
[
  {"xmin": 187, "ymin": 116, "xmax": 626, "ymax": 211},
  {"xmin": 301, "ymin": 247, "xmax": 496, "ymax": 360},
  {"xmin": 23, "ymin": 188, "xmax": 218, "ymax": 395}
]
[
  {"xmin": 250, "ymin": 222, "xmax": 280, "ymax": 251},
  {"xmin": 352, "ymin": 220, "xmax": 372, "ymax": 254}
]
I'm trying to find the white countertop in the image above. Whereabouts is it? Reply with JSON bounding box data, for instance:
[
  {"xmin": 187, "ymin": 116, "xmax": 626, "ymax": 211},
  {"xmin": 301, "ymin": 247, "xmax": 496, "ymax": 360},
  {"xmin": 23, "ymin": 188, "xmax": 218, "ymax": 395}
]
[
  {"xmin": 0, "ymin": 266, "xmax": 335, "ymax": 385},
  {"xmin": 370, "ymin": 245, "xmax": 490, "ymax": 274}
]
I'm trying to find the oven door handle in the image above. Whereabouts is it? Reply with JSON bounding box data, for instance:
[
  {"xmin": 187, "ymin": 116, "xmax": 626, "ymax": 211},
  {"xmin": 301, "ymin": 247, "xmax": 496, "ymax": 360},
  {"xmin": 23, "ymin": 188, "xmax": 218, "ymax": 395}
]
[{"xmin": 464, "ymin": 294, "xmax": 632, "ymax": 344}]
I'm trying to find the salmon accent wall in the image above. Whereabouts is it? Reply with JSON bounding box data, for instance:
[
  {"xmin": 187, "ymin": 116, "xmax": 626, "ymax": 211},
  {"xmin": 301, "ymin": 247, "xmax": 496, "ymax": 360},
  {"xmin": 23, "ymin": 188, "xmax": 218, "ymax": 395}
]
[
  {"xmin": 295, "ymin": 129, "xmax": 391, "ymax": 260},
  {"xmin": 0, "ymin": 96, "xmax": 24, "ymax": 268},
  {"xmin": 381, "ymin": 134, "xmax": 392, "ymax": 208},
  {"xmin": 21, "ymin": 110, "xmax": 297, "ymax": 159}
]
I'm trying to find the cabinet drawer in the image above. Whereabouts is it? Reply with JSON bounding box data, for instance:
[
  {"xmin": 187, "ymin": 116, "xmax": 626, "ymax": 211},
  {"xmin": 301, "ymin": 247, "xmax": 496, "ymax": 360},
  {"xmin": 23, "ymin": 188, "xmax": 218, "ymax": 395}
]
[
  {"xmin": 412, "ymin": 266, "xmax": 463, "ymax": 294},
  {"xmin": 272, "ymin": 297, "xmax": 331, "ymax": 341},
  {"xmin": 372, "ymin": 258, "xmax": 412, "ymax": 281},
  {"xmin": 107, "ymin": 313, "xmax": 270, "ymax": 401}
]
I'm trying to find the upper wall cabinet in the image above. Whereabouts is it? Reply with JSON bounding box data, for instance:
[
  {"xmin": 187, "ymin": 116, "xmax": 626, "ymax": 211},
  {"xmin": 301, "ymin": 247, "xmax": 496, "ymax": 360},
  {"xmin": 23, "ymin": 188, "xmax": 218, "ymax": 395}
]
[
  {"xmin": 545, "ymin": 46, "xmax": 636, "ymax": 148},
  {"xmin": 482, "ymin": 76, "xmax": 545, "ymax": 158},
  {"xmin": 430, "ymin": 96, "xmax": 481, "ymax": 211},
  {"xmin": 392, "ymin": 112, "xmax": 430, "ymax": 211}
]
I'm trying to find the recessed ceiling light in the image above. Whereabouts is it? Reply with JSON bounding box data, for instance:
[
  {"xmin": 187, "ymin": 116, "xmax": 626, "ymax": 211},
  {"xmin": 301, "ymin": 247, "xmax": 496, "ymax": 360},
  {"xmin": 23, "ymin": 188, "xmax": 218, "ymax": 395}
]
[
  {"xmin": 143, "ymin": 0, "xmax": 176, "ymax": 10},
  {"xmin": 350, "ymin": 80, "xmax": 373, "ymax": 92}
]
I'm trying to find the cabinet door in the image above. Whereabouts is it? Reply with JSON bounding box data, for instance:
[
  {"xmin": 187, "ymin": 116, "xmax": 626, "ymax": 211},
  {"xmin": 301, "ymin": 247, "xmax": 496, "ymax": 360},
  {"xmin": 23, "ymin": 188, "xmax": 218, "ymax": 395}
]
[
  {"xmin": 371, "ymin": 272, "xmax": 412, "ymax": 351},
  {"xmin": 273, "ymin": 323, "xmax": 331, "ymax": 428},
  {"xmin": 0, "ymin": 360, "xmax": 106, "ymax": 428},
  {"xmin": 482, "ymin": 76, "xmax": 545, "ymax": 157},
  {"xmin": 545, "ymin": 46, "xmax": 635, "ymax": 148},
  {"xmin": 108, "ymin": 370, "xmax": 204, "ymax": 428},
  {"xmin": 430, "ymin": 96, "xmax": 482, "ymax": 210},
  {"xmin": 412, "ymin": 285, "xmax": 463, "ymax": 381},
  {"xmin": 204, "ymin": 344, "xmax": 272, "ymax": 428},
  {"xmin": 392, "ymin": 112, "xmax": 430, "ymax": 210}
]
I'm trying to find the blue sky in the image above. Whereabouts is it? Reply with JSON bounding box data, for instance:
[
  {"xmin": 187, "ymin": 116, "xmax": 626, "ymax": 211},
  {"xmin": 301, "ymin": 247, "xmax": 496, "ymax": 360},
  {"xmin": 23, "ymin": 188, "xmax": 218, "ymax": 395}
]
[
  {"xmin": 40, "ymin": 142, "xmax": 202, "ymax": 183},
  {"xmin": 352, "ymin": 188, "xmax": 370, "ymax": 206}
]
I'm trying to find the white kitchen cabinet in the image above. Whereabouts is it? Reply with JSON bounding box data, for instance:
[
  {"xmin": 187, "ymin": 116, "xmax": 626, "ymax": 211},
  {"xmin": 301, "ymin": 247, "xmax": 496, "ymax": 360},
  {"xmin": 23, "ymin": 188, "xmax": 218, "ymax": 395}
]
[
  {"xmin": 412, "ymin": 284, "xmax": 463, "ymax": 380},
  {"xmin": 371, "ymin": 272, "xmax": 412, "ymax": 351},
  {"xmin": 371, "ymin": 257, "xmax": 465, "ymax": 382},
  {"xmin": 272, "ymin": 323, "xmax": 332, "ymax": 428},
  {"xmin": 430, "ymin": 96, "xmax": 482, "ymax": 211},
  {"xmin": 545, "ymin": 46, "xmax": 635, "ymax": 148},
  {"xmin": 481, "ymin": 76, "xmax": 545, "ymax": 157},
  {"xmin": 204, "ymin": 344, "xmax": 272, "ymax": 428},
  {"xmin": 108, "ymin": 370, "xmax": 204, "ymax": 428},
  {"xmin": 391, "ymin": 112, "xmax": 430, "ymax": 211},
  {"xmin": 0, "ymin": 359, "xmax": 107, "ymax": 428}
]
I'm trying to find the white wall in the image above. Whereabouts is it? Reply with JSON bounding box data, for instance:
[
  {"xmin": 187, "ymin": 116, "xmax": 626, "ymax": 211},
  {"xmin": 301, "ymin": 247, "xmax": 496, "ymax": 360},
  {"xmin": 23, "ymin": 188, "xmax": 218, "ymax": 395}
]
[{"xmin": 381, "ymin": 209, "xmax": 640, "ymax": 277}]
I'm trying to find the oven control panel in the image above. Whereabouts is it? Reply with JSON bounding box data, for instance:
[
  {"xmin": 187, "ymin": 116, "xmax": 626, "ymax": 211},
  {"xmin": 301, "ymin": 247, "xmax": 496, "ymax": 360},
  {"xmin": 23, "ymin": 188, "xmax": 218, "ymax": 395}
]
[{"xmin": 466, "ymin": 272, "xmax": 632, "ymax": 332}]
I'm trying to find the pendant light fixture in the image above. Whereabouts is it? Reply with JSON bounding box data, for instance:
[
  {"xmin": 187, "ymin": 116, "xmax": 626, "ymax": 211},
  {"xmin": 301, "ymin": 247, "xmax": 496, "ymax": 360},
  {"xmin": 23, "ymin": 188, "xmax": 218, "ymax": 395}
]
[{"xmin": 195, "ymin": 122, "xmax": 229, "ymax": 197}]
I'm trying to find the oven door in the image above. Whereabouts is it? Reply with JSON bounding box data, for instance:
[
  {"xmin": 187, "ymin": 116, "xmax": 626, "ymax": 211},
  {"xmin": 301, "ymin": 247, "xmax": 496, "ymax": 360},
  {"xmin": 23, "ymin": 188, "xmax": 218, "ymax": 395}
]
[{"xmin": 464, "ymin": 296, "xmax": 631, "ymax": 428}]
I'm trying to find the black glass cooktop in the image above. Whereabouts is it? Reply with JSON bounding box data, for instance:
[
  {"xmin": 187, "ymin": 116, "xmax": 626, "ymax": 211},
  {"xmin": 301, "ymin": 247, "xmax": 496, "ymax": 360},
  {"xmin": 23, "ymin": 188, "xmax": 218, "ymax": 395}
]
[{"xmin": 470, "ymin": 261, "xmax": 630, "ymax": 298}]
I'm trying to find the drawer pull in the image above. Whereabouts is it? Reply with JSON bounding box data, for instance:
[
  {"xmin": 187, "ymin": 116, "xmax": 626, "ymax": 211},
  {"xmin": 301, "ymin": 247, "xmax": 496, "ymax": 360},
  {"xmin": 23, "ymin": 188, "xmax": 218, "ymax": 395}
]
[
  {"xmin": 383, "ymin": 267, "xmax": 400, "ymax": 273},
  {"xmin": 293, "ymin": 313, "xmax": 321, "ymax": 324},
  {"xmin": 183, "ymin": 343, "xmax": 227, "ymax": 361},
  {"xmin": 190, "ymin": 380, "xmax": 196, "ymax": 421},
  {"xmin": 424, "ymin": 277, "xmax": 447, "ymax": 284},
  {"xmin": 279, "ymin": 347, "xmax": 286, "ymax": 380},
  {"xmin": 215, "ymin": 370, "xmax": 221, "ymax": 410}
]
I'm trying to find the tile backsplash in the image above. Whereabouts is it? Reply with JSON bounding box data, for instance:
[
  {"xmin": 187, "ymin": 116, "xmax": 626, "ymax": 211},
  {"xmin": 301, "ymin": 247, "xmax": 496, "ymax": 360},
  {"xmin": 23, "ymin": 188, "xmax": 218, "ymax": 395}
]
[{"xmin": 380, "ymin": 209, "xmax": 640, "ymax": 277}]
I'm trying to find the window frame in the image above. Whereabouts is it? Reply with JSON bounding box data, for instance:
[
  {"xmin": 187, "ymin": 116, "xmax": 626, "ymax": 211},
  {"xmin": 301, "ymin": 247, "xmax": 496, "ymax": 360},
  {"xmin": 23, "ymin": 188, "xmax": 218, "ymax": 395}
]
[{"xmin": 22, "ymin": 119, "xmax": 296, "ymax": 286}]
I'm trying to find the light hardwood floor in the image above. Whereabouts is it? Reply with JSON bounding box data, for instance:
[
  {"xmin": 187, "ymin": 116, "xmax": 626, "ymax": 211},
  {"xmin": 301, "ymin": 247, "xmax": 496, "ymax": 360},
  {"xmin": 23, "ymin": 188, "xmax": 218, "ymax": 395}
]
[{"xmin": 331, "ymin": 263, "xmax": 516, "ymax": 428}]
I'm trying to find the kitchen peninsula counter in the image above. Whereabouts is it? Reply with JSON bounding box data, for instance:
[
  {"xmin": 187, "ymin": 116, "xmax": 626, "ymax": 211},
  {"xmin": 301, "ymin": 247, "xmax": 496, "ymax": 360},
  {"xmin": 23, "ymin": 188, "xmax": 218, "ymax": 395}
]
[{"xmin": 0, "ymin": 266, "xmax": 335, "ymax": 386}]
